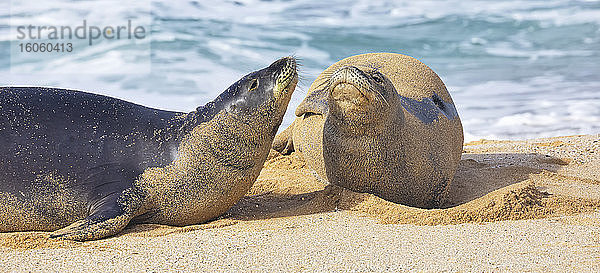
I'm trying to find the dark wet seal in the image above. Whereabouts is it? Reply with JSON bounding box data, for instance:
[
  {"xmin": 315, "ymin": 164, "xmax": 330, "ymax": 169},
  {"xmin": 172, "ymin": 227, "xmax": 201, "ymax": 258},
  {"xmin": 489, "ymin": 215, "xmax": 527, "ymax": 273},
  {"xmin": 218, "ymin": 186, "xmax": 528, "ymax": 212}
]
[{"xmin": 0, "ymin": 57, "xmax": 298, "ymax": 241}]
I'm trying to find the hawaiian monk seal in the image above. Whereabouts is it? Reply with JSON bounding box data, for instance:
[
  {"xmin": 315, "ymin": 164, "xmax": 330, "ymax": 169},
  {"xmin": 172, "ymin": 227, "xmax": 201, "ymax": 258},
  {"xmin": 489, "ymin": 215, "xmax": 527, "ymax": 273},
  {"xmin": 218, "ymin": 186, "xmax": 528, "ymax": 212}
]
[
  {"xmin": 0, "ymin": 57, "xmax": 297, "ymax": 241},
  {"xmin": 273, "ymin": 53, "xmax": 463, "ymax": 208}
]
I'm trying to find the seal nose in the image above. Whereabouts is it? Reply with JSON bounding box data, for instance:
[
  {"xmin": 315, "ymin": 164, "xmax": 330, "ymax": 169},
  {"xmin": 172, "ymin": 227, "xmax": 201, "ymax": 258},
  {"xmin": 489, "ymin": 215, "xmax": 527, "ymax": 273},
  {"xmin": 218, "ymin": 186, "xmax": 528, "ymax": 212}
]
[
  {"xmin": 331, "ymin": 66, "xmax": 362, "ymax": 85},
  {"xmin": 280, "ymin": 56, "xmax": 296, "ymax": 65},
  {"xmin": 271, "ymin": 56, "xmax": 298, "ymax": 98},
  {"xmin": 335, "ymin": 66, "xmax": 363, "ymax": 79}
]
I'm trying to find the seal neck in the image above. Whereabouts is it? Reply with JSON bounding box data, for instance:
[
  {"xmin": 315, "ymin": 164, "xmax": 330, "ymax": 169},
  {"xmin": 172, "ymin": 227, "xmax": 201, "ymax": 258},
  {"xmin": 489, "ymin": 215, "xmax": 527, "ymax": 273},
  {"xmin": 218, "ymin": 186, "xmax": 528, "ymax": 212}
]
[{"xmin": 169, "ymin": 97, "xmax": 235, "ymax": 142}]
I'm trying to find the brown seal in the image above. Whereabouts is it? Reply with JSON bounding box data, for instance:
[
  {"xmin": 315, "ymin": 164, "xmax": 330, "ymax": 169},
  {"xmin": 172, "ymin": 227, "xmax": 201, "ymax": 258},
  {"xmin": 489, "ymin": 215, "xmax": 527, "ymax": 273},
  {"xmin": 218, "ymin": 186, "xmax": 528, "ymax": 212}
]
[{"xmin": 273, "ymin": 53, "xmax": 463, "ymax": 208}]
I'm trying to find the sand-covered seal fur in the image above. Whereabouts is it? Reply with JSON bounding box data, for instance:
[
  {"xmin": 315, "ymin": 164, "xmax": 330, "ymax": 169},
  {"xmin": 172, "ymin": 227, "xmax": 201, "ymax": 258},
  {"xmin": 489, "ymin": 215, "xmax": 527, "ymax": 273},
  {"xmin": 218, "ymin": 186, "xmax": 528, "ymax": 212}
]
[
  {"xmin": 273, "ymin": 53, "xmax": 463, "ymax": 208},
  {"xmin": 0, "ymin": 57, "xmax": 298, "ymax": 241}
]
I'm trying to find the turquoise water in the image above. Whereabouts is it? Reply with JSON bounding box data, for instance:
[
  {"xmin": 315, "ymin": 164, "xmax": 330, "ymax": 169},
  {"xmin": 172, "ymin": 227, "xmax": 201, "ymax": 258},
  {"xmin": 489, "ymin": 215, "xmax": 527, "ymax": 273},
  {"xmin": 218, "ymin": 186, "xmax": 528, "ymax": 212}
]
[{"xmin": 1, "ymin": 0, "xmax": 599, "ymax": 140}]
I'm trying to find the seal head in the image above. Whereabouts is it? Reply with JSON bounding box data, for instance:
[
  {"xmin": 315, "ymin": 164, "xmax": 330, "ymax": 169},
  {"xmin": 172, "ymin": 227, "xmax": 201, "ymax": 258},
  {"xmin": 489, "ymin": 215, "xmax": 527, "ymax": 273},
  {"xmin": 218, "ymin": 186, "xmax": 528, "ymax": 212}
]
[
  {"xmin": 326, "ymin": 66, "xmax": 401, "ymax": 135},
  {"xmin": 220, "ymin": 57, "xmax": 297, "ymax": 117}
]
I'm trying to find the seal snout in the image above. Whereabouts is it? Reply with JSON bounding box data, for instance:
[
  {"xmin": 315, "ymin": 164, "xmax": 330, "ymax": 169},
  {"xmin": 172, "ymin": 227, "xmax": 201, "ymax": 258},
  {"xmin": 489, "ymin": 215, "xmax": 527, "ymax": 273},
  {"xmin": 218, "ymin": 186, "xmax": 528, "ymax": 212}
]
[
  {"xmin": 273, "ymin": 56, "xmax": 298, "ymax": 95},
  {"xmin": 329, "ymin": 66, "xmax": 371, "ymax": 105}
]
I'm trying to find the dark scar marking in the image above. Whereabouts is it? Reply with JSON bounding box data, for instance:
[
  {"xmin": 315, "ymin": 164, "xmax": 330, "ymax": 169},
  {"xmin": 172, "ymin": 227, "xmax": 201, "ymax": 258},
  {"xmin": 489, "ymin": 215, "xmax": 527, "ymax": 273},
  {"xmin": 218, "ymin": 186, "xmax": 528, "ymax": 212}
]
[{"xmin": 399, "ymin": 92, "xmax": 458, "ymax": 124}]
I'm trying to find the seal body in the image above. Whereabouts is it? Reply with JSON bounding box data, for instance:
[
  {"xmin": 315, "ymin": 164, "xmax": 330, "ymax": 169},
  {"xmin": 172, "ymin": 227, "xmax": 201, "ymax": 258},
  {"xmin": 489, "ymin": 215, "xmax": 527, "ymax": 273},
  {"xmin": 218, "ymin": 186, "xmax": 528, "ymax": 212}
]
[
  {"xmin": 273, "ymin": 53, "xmax": 463, "ymax": 208},
  {"xmin": 0, "ymin": 57, "xmax": 297, "ymax": 240}
]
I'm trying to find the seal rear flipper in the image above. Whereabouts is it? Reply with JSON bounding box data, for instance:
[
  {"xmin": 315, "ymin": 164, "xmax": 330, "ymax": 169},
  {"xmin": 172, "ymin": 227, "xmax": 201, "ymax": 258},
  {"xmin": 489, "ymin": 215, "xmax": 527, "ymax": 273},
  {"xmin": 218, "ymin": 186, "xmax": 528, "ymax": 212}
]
[{"xmin": 50, "ymin": 188, "xmax": 143, "ymax": 241}]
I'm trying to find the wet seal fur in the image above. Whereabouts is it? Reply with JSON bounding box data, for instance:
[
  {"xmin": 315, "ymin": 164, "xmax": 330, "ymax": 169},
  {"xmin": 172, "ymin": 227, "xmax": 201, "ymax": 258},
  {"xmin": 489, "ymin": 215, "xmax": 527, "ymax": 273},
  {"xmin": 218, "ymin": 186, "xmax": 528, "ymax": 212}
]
[
  {"xmin": 0, "ymin": 57, "xmax": 298, "ymax": 241},
  {"xmin": 273, "ymin": 53, "xmax": 463, "ymax": 208}
]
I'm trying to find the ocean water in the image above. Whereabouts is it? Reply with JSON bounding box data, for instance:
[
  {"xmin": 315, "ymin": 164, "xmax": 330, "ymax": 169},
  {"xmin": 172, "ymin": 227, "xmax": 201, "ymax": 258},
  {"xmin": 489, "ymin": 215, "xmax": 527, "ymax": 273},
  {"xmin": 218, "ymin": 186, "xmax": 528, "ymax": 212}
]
[{"xmin": 1, "ymin": 0, "xmax": 599, "ymax": 141}]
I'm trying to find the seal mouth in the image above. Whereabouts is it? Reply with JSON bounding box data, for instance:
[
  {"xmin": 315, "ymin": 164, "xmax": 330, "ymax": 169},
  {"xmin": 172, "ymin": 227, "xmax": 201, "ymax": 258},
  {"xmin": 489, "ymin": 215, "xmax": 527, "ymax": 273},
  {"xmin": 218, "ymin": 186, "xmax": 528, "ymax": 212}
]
[{"xmin": 331, "ymin": 82, "xmax": 368, "ymax": 104}]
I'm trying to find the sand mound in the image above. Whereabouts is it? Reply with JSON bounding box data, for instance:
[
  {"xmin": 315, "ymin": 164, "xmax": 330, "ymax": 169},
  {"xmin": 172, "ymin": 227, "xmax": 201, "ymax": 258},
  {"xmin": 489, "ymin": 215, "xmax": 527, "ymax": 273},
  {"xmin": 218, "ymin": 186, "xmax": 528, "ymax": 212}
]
[{"xmin": 228, "ymin": 135, "xmax": 600, "ymax": 225}]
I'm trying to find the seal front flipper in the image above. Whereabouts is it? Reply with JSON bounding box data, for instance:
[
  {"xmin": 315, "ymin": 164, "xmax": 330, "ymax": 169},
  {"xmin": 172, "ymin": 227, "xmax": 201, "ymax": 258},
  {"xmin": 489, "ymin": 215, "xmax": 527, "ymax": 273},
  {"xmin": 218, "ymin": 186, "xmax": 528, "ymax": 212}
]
[
  {"xmin": 295, "ymin": 86, "xmax": 328, "ymax": 117},
  {"xmin": 50, "ymin": 187, "xmax": 144, "ymax": 241},
  {"xmin": 273, "ymin": 84, "xmax": 328, "ymax": 155}
]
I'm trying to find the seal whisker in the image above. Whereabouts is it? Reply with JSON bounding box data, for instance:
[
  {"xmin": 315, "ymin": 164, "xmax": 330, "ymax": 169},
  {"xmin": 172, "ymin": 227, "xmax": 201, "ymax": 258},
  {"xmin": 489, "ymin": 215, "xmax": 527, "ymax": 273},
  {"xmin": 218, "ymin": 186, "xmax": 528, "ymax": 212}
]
[
  {"xmin": 354, "ymin": 62, "xmax": 383, "ymax": 72},
  {"xmin": 313, "ymin": 79, "xmax": 331, "ymax": 91},
  {"xmin": 298, "ymin": 79, "xmax": 311, "ymax": 89},
  {"xmin": 370, "ymin": 86, "xmax": 390, "ymax": 107},
  {"xmin": 295, "ymin": 85, "xmax": 309, "ymax": 95}
]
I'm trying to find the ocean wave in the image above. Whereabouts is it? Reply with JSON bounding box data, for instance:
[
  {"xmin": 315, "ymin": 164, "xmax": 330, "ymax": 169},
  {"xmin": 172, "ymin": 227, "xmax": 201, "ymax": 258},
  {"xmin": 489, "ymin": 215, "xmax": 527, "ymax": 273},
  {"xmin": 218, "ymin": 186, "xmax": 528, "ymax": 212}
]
[
  {"xmin": 453, "ymin": 76, "xmax": 600, "ymax": 140},
  {"xmin": 485, "ymin": 47, "xmax": 594, "ymax": 59},
  {"xmin": 149, "ymin": 0, "xmax": 600, "ymax": 27},
  {"xmin": 1, "ymin": 0, "xmax": 599, "ymax": 139}
]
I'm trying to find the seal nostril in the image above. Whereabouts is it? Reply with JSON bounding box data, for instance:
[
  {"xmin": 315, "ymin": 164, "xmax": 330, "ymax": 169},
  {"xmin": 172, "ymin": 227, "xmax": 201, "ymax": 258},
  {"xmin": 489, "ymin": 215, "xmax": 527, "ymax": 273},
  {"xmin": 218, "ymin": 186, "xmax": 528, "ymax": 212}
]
[{"xmin": 372, "ymin": 74, "xmax": 383, "ymax": 84}]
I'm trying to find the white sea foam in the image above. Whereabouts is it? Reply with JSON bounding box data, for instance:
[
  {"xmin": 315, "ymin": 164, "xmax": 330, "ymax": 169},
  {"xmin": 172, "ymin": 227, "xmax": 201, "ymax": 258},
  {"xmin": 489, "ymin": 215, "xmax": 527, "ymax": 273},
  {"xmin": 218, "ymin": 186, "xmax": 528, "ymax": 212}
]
[
  {"xmin": 485, "ymin": 46, "xmax": 594, "ymax": 59},
  {"xmin": 452, "ymin": 75, "xmax": 600, "ymax": 140}
]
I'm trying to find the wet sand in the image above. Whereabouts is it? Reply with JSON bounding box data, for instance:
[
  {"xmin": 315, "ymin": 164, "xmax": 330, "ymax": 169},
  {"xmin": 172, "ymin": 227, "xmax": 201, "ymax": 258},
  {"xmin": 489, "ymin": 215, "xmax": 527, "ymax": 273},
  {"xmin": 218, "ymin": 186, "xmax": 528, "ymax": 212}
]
[{"xmin": 1, "ymin": 134, "xmax": 600, "ymax": 271}]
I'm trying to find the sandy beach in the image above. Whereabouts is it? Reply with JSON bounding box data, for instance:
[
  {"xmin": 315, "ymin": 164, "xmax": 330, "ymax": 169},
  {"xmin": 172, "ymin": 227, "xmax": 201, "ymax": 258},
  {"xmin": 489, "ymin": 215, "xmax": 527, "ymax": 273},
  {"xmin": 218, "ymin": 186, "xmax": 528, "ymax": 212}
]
[{"xmin": 1, "ymin": 134, "xmax": 599, "ymax": 272}]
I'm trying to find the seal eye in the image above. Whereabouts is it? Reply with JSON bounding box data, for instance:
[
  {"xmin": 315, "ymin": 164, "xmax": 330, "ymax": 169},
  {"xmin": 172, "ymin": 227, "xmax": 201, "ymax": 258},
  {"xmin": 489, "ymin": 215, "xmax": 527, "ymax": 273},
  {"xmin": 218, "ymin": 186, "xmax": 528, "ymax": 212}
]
[
  {"xmin": 372, "ymin": 73, "xmax": 384, "ymax": 84},
  {"xmin": 249, "ymin": 79, "xmax": 259, "ymax": 91}
]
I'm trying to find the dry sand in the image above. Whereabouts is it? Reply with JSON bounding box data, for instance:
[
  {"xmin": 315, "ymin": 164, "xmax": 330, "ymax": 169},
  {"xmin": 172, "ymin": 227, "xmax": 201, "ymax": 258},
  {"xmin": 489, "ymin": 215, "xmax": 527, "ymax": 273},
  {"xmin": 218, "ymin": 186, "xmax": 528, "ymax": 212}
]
[{"xmin": 1, "ymin": 134, "xmax": 600, "ymax": 272}]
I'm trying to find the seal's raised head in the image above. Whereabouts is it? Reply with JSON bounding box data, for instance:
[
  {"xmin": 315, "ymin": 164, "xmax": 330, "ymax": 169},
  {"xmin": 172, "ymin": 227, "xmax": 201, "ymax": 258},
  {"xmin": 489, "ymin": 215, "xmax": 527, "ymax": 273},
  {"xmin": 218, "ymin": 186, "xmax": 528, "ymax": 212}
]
[
  {"xmin": 224, "ymin": 57, "xmax": 297, "ymax": 116},
  {"xmin": 326, "ymin": 65, "xmax": 399, "ymax": 132}
]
